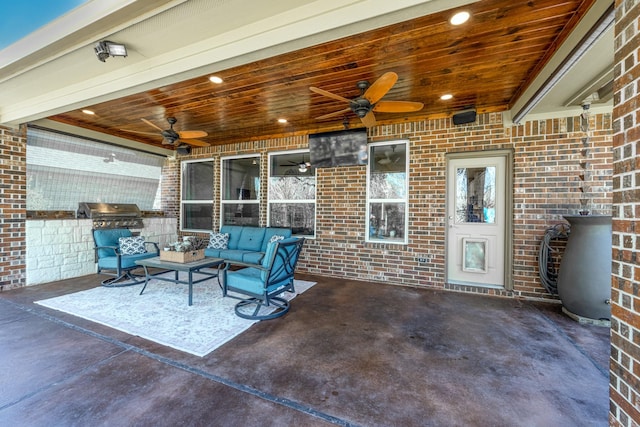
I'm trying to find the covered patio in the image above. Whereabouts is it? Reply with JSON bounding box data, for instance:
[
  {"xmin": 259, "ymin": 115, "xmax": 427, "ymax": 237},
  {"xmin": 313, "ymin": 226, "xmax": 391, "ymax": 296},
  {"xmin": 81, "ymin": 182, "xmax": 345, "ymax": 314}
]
[
  {"xmin": 1, "ymin": 272, "xmax": 609, "ymax": 426},
  {"xmin": 1, "ymin": 0, "xmax": 638, "ymax": 424}
]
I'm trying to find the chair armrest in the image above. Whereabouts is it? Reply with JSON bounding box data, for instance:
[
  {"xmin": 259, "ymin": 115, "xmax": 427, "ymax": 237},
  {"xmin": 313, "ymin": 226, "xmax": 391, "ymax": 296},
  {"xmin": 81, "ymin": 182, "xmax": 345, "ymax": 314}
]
[
  {"xmin": 144, "ymin": 241, "xmax": 160, "ymax": 254},
  {"xmin": 95, "ymin": 245, "xmax": 120, "ymax": 256},
  {"xmin": 223, "ymin": 260, "xmax": 268, "ymax": 272}
]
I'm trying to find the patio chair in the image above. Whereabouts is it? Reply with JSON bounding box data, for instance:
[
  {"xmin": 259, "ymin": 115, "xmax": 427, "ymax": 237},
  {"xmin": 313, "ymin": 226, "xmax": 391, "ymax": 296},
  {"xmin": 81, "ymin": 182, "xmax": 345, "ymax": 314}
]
[
  {"xmin": 222, "ymin": 237, "xmax": 305, "ymax": 320},
  {"xmin": 92, "ymin": 228, "xmax": 159, "ymax": 286}
]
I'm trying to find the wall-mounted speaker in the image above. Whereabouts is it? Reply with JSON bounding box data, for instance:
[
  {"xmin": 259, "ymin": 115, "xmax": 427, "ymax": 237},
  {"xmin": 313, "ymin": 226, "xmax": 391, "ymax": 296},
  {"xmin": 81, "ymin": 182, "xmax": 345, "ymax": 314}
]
[
  {"xmin": 176, "ymin": 144, "xmax": 191, "ymax": 155},
  {"xmin": 452, "ymin": 108, "xmax": 477, "ymax": 125}
]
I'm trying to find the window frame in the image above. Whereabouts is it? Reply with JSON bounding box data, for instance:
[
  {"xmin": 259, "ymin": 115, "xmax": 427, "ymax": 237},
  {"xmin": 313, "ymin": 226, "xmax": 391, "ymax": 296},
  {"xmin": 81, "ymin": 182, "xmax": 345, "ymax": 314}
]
[
  {"xmin": 365, "ymin": 139, "xmax": 410, "ymax": 245},
  {"xmin": 220, "ymin": 154, "xmax": 261, "ymax": 227},
  {"xmin": 267, "ymin": 149, "xmax": 317, "ymax": 238},
  {"xmin": 180, "ymin": 158, "xmax": 215, "ymax": 233}
]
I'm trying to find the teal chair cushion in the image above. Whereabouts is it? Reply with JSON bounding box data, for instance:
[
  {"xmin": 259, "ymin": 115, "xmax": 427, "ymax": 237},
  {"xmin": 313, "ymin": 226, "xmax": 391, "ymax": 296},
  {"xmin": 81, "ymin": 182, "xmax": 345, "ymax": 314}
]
[
  {"xmin": 98, "ymin": 252, "xmax": 156, "ymax": 269},
  {"xmin": 261, "ymin": 237, "xmax": 301, "ymax": 281},
  {"xmin": 94, "ymin": 229, "xmax": 132, "ymax": 258},
  {"xmin": 226, "ymin": 266, "xmax": 293, "ymax": 296},
  {"xmin": 225, "ymin": 267, "xmax": 264, "ymax": 295},
  {"xmin": 261, "ymin": 227, "xmax": 293, "ymax": 251}
]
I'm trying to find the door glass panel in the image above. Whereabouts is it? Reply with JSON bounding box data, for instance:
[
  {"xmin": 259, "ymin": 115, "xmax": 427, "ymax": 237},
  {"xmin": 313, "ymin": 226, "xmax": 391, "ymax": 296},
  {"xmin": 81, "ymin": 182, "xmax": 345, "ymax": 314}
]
[{"xmin": 455, "ymin": 166, "xmax": 496, "ymax": 224}]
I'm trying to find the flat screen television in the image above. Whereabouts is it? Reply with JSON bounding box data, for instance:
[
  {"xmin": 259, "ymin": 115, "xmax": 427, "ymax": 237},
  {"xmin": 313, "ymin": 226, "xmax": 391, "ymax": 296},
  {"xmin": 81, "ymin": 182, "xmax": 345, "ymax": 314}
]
[{"xmin": 308, "ymin": 128, "xmax": 368, "ymax": 168}]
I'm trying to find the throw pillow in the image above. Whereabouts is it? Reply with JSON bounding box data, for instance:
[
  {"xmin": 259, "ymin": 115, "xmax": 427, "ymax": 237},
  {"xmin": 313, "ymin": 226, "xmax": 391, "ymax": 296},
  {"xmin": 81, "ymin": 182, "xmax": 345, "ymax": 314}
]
[
  {"xmin": 119, "ymin": 236, "xmax": 146, "ymax": 255},
  {"xmin": 208, "ymin": 232, "xmax": 229, "ymax": 249},
  {"xmin": 268, "ymin": 234, "xmax": 285, "ymax": 244}
]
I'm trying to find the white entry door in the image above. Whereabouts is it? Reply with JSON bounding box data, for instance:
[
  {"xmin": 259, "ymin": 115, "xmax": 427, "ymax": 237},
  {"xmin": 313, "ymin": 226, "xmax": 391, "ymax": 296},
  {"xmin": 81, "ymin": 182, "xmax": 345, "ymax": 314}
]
[{"xmin": 446, "ymin": 154, "xmax": 507, "ymax": 288}]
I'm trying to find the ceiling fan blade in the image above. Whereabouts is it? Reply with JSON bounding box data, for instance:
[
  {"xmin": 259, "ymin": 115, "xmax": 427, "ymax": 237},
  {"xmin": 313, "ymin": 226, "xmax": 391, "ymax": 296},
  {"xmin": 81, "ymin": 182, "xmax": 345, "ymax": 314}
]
[
  {"xmin": 310, "ymin": 87, "xmax": 352, "ymax": 103},
  {"xmin": 141, "ymin": 118, "xmax": 164, "ymax": 132},
  {"xmin": 178, "ymin": 130, "xmax": 208, "ymax": 139},
  {"xmin": 374, "ymin": 100, "xmax": 424, "ymax": 113},
  {"xmin": 360, "ymin": 111, "xmax": 377, "ymax": 128},
  {"xmin": 120, "ymin": 129, "xmax": 160, "ymax": 136},
  {"xmin": 180, "ymin": 138, "xmax": 209, "ymax": 147},
  {"xmin": 316, "ymin": 107, "xmax": 352, "ymax": 120},
  {"xmin": 364, "ymin": 72, "xmax": 398, "ymax": 104}
]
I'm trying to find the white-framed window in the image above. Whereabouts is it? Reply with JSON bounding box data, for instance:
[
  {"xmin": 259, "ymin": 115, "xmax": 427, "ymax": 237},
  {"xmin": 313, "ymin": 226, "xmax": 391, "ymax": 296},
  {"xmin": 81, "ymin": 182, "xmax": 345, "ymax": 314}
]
[
  {"xmin": 366, "ymin": 140, "xmax": 409, "ymax": 244},
  {"xmin": 267, "ymin": 150, "xmax": 316, "ymax": 237},
  {"xmin": 221, "ymin": 154, "xmax": 260, "ymax": 226},
  {"xmin": 181, "ymin": 159, "xmax": 214, "ymax": 232}
]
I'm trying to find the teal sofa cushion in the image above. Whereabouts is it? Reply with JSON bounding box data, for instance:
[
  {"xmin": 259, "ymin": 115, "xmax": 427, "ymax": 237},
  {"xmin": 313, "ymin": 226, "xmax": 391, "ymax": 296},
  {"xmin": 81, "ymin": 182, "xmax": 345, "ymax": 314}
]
[
  {"xmin": 239, "ymin": 227, "xmax": 266, "ymax": 251},
  {"xmin": 208, "ymin": 225, "xmax": 293, "ymax": 265},
  {"xmin": 220, "ymin": 225, "xmax": 244, "ymax": 250}
]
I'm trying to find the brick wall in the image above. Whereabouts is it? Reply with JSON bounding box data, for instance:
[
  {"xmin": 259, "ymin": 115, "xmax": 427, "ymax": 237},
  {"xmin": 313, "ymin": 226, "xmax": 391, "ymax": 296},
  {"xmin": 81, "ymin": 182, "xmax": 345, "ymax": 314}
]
[
  {"xmin": 178, "ymin": 112, "xmax": 612, "ymax": 300},
  {"xmin": 609, "ymin": 0, "xmax": 640, "ymax": 425},
  {"xmin": 0, "ymin": 125, "xmax": 26, "ymax": 291}
]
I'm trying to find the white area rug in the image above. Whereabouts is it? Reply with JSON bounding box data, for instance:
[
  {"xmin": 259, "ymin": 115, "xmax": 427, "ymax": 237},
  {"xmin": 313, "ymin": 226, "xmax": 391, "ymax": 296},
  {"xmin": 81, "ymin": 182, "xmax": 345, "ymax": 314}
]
[{"xmin": 35, "ymin": 273, "xmax": 316, "ymax": 357}]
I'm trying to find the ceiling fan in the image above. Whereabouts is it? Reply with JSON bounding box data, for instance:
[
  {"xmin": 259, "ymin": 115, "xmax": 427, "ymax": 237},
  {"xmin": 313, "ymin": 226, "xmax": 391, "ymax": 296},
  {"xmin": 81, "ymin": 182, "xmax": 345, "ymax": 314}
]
[
  {"xmin": 285, "ymin": 155, "xmax": 311, "ymax": 172},
  {"xmin": 138, "ymin": 117, "xmax": 209, "ymax": 147},
  {"xmin": 378, "ymin": 145, "xmax": 400, "ymax": 165},
  {"xmin": 310, "ymin": 72, "xmax": 424, "ymax": 128}
]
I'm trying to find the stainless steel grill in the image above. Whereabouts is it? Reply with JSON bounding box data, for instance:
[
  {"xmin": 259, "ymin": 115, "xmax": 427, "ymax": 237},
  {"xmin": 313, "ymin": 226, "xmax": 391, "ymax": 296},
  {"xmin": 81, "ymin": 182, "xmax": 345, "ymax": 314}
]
[{"xmin": 77, "ymin": 202, "xmax": 144, "ymax": 229}]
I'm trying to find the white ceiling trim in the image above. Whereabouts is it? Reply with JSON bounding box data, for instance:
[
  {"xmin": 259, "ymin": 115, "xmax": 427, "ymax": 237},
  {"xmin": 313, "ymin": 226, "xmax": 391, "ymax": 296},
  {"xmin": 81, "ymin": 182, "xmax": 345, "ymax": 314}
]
[
  {"xmin": 0, "ymin": 0, "xmax": 477, "ymax": 126},
  {"xmin": 508, "ymin": 0, "xmax": 614, "ymax": 123}
]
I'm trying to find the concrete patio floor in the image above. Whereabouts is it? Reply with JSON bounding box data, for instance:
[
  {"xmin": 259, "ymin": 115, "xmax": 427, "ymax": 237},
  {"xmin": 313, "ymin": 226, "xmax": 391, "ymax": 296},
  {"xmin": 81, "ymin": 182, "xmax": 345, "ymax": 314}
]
[{"xmin": 0, "ymin": 273, "xmax": 610, "ymax": 426}]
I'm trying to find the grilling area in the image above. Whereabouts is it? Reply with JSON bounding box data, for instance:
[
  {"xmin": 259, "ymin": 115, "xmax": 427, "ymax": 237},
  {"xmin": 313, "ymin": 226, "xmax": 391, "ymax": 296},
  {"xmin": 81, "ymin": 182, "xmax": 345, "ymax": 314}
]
[{"xmin": 25, "ymin": 203, "xmax": 176, "ymax": 287}]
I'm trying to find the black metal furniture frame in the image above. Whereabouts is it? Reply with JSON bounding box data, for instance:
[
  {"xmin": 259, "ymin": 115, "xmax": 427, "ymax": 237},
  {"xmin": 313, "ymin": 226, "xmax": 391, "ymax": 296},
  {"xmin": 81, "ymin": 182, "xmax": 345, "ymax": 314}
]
[
  {"xmin": 136, "ymin": 256, "xmax": 225, "ymax": 306},
  {"xmin": 222, "ymin": 238, "xmax": 305, "ymax": 320}
]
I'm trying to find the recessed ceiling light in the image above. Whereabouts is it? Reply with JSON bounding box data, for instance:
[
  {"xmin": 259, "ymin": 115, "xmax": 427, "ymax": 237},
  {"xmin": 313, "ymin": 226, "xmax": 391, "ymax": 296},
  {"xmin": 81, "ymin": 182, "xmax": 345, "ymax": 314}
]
[
  {"xmin": 440, "ymin": 94, "xmax": 453, "ymax": 101},
  {"xmin": 209, "ymin": 75, "xmax": 223, "ymax": 84},
  {"xmin": 82, "ymin": 109, "xmax": 95, "ymax": 115},
  {"xmin": 278, "ymin": 118, "xmax": 287, "ymax": 124},
  {"xmin": 450, "ymin": 11, "xmax": 470, "ymax": 26}
]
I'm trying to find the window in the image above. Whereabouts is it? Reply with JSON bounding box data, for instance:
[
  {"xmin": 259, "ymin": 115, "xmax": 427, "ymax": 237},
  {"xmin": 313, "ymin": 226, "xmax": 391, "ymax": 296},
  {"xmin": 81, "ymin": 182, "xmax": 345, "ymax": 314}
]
[
  {"xmin": 181, "ymin": 159, "xmax": 214, "ymax": 231},
  {"xmin": 221, "ymin": 155, "xmax": 260, "ymax": 226},
  {"xmin": 26, "ymin": 127, "xmax": 164, "ymax": 211},
  {"xmin": 268, "ymin": 150, "xmax": 316, "ymax": 237},
  {"xmin": 367, "ymin": 140, "xmax": 409, "ymax": 244},
  {"xmin": 455, "ymin": 166, "xmax": 496, "ymax": 223}
]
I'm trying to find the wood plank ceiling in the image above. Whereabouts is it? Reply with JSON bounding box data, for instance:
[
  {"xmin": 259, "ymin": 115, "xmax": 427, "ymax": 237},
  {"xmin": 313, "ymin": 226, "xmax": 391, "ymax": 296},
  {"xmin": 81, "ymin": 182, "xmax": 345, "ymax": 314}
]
[{"xmin": 46, "ymin": 0, "xmax": 594, "ymax": 149}]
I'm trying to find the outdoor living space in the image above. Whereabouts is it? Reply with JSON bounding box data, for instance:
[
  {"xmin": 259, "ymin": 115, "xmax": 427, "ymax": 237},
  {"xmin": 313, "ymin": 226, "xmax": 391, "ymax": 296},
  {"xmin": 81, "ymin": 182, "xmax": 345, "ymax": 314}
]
[
  {"xmin": 2, "ymin": 0, "xmax": 639, "ymax": 425},
  {"xmin": 0, "ymin": 272, "xmax": 609, "ymax": 426}
]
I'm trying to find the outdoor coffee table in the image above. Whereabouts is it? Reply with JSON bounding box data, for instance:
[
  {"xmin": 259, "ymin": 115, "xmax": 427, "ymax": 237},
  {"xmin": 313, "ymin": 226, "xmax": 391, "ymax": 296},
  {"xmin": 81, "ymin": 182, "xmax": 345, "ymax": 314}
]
[{"xmin": 135, "ymin": 256, "xmax": 225, "ymax": 306}]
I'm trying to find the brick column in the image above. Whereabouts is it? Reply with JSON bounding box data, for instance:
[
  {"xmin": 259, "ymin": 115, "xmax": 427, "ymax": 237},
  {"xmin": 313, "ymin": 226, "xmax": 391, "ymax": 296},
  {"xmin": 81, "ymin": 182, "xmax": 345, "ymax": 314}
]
[
  {"xmin": 610, "ymin": 0, "xmax": 640, "ymax": 425},
  {"xmin": 0, "ymin": 125, "xmax": 27, "ymax": 290},
  {"xmin": 160, "ymin": 157, "xmax": 180, "ymax": 219}
]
